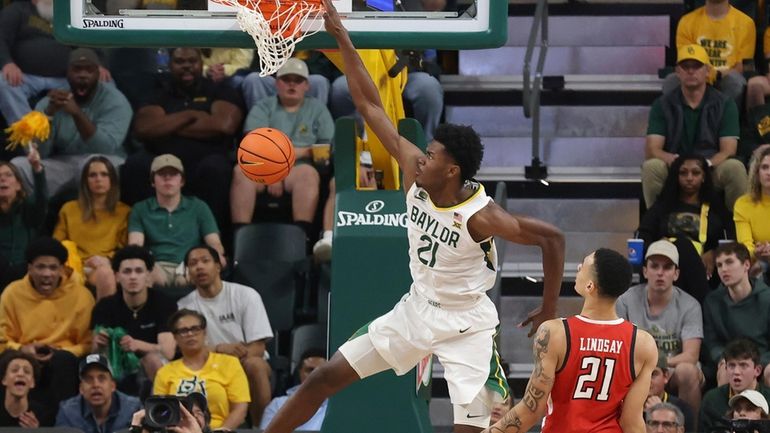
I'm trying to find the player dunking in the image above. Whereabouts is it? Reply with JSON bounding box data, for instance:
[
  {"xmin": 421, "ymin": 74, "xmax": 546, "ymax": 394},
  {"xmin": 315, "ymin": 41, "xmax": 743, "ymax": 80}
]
[
  {"xmin": 483, "ymin": 249, "xmax": 658, "ymax": 433},
  {"xmin": 263, "ymin": 2, "xmax": 565, "ymax": 432}
]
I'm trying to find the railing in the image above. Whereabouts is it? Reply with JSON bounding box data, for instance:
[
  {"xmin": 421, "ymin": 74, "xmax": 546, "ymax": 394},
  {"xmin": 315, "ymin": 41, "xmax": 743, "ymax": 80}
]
[{"xmin": 522, "ymin": 0, "xmax": 549, "ymax": 179}]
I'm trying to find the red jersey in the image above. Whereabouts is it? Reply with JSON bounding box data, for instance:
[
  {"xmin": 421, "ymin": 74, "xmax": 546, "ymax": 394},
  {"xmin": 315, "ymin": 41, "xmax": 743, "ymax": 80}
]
[{"xmin": 541, "ymin": 315, "xmax": 637, "ymax": 433}]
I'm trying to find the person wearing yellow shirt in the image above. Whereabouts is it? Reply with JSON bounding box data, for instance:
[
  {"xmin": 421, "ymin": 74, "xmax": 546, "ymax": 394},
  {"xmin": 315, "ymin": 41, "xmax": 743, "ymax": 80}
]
[
  {"xmin": 153, "ymin": 309, "xmax": 250, "ymax": 430},
  {"xmin": 734, "ymin": 146, "xmax": 770, "ymax": 274},
  {"xmin": 201, "ymin": 48, "xmax": 254, "ymax": 89},
  {"xmin": 664, "ymin": 0, "xmax": 756, "ymax": 102},
  {"xmin": 53, "ymin": 156, "xmax": 130, "ymax": 301},
  {"xmin": 0, "ymin": 237, "xmax": 95, "ymax": 414}
]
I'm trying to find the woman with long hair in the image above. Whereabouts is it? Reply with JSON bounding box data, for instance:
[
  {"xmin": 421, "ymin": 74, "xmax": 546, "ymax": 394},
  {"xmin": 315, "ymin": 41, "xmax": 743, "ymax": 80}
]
[
  {"xmin": 734, "ymin": 146, "xmax": 770, "ymax": 273},
  {"xmin": 0, "ymin": 148, "xmax": 45, "ymax": 289},
  {"xmin": 637, "ymin": 154, "xmax": 734, "ymax": 302},
  {"xmin": 53, "ymin": 155, "xmax": 130, "ymax": 299}
]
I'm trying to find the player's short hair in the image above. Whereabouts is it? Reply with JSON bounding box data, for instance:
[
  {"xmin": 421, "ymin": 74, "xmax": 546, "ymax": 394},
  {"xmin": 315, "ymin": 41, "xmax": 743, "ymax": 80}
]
[
  {"xmin": 646, "ymin": 402, "xmax": 685, "ymax": 427},
  {"xmin": 715, "ymin": 242, "xmax": 751, "ymax": 264},
  {"xmin": 433, "ymin": 124, "xmax": 484, "ymax": 182},
  {"xmin": 592, "ymin": 248, "xmax": 632, "ymax": 299},
  {"xmin": 111, "ymin": 245, "xmax": 155, "ymax": 272},
  {"xmin": 25, "ymin": 237, "xmax": 67, "ymax": 265},
  {"xmin": 723, "ymin": 338, "xmax": 761, "ymax": 366}
]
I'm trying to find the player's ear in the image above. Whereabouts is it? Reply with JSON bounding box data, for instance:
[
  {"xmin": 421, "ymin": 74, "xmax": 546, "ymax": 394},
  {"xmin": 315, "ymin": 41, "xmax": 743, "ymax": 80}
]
[{"xmin": 447, "ymin": 163, "xmax": 460, "ymax": 178}]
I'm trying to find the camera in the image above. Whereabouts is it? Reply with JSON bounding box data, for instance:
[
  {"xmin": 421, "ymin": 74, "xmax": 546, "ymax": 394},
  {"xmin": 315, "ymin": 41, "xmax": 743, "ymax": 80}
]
[
  {"xmin": 143, "ymin": 395, "xmax": 193, "ymax": 431},
  {"xmin": 728, "ymin": 419, "xmax": 770, "ymax": 433}
]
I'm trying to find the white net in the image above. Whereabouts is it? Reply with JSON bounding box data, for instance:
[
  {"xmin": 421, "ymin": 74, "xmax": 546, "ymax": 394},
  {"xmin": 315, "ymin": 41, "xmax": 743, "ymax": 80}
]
[{"xmin": 216, "ymin": 0, "xmax": 324, "ymax": 76}]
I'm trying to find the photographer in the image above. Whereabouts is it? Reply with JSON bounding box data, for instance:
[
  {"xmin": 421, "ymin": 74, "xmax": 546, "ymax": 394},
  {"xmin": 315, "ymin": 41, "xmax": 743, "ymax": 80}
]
[{"xmin": 129, "ymin": 394, "xmax": 208, "ymax": 433}]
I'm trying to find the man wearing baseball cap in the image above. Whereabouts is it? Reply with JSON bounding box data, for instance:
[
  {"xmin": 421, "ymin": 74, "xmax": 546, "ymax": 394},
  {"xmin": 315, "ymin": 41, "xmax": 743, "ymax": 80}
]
[
  {"xmin": 128, "ymin": 154, "xmax": 227, "ymax": 287},
  {"xmin": 10, "ymin": 47, "xmax": 132, "ymax": 197},
  {"xmin": 230, "ymin": 57, "xmax": 333, "ymax": 242},
  {"xmin": 642, "ymin": 42, "xmax": 746, "ymax": 212},
  {"xmin": 55, "ymin": 354, "xmax": 141, "ymax": 433},
  {"xmin": 617, "ymin": 239, "xmax": 704, "ymax": 417}
]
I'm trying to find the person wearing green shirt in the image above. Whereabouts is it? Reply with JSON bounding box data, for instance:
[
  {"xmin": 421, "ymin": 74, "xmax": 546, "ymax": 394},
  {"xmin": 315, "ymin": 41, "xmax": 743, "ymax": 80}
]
[
  {"xmin": 642, "ymin": 44, "xmax": 747, "ymax": 211},
  {"xmin": 128, "ymin": 154, "xmax": 226, "ymax": 288}
]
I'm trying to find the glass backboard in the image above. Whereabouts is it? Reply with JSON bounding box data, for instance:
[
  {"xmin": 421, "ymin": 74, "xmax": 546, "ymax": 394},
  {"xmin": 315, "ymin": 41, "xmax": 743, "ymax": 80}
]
[{"xmin": 53, "ymin": 0, "xmax": 506, "ymax": 49}]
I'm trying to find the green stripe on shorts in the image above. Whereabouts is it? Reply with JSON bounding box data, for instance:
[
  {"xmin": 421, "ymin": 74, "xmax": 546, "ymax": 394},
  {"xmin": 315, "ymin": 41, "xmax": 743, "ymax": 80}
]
[
  {"xmin": 348, "ymin": 320, "xmax": 374, "ymax": 341},
  {"xmin": 486, "ymin": 326, "xmax": 510, "ymax": 400}
]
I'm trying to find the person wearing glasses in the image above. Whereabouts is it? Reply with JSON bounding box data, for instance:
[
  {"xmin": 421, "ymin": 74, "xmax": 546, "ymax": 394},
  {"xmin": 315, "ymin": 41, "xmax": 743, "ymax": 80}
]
[
  {"xmin": 153, "ymin": 309, "xmax": 250, "ymax": 431},
  {"xmin": 645, "ymin": 402, "xmax": 685, "ymax": 433}
]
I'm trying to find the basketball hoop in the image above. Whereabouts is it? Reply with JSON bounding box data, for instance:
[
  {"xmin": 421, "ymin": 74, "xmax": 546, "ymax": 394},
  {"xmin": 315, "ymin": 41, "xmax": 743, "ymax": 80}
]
[{"xmin": 211, "ymin": 0, "xmax": 324, "ymax": 76}]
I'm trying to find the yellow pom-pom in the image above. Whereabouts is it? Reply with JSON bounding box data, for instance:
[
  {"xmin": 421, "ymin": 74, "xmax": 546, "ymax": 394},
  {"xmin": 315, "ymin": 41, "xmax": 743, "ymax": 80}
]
[{"xmin": 4, "ymin": 111, "xmax": 50, "ymax": 151}]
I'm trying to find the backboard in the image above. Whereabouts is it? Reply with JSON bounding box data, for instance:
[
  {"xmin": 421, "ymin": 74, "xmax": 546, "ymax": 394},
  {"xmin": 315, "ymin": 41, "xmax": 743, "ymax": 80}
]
[{"xmin": 53, "ymin": 0, "xmax": 506, "ymax": 49}]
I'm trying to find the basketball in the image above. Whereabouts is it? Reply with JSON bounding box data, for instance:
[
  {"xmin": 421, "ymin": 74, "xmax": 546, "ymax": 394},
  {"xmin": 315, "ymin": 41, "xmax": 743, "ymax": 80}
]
[{"xmin": 237, "ymin": 127, "xmax": 295, "ymax": 184}]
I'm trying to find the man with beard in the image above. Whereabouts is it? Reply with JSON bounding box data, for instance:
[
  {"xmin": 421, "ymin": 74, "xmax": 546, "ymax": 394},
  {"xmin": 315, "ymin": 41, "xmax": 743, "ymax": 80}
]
[
  {"xmin": 91, "ymin": 245, "xmax": 177, "ymax": 391},
  {"xmin": 0, "ymin": 237, "xmax": 94, "ymax": 413},
  {"xmin": 9, "ymin": 48, "xmax": 132, "ymax": 196},
  {"xmin": 177, "ymin": 245, "xmax": 273, "ymax": 425},
  {"xmin": 55, "ymin": 354, "xmax": 141, "ymax": 433},
  {"xmin": 123, "ymin": 47, "xmax": 244, "ymax": 230}
]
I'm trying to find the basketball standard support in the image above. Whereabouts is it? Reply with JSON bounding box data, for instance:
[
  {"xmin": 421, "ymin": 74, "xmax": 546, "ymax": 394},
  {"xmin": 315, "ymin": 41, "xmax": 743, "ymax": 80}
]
[{"xmin": 322, "ymin": 117, "xmax": 431, "ymax": 433}]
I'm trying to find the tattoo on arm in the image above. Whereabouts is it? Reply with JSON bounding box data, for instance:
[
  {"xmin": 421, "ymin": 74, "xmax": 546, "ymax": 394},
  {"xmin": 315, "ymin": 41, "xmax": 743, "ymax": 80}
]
[
  {"xmin": 522, "ymin": 383, "xmax": 545, "ymax": 413},
  {"xmin": 533, "ymin": 326, "xmax": 550, "ymax": 378},
  {"xmin": 489, "ymin": 407, "xmax": 524, "ymax": 433}
]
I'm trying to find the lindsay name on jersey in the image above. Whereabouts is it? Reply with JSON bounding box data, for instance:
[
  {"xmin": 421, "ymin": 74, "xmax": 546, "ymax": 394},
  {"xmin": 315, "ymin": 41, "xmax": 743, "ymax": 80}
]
[
  {"xmin": 579, "ymin": 337, "xmax": 623, "ymax": 354},
  {"xmin": 409, "ymin": 206, "xmax": 460, "ymax": 248}
]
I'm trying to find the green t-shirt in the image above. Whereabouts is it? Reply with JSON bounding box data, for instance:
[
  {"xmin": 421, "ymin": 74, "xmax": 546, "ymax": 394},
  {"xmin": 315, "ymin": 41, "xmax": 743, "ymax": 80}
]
[
  {"xmin": 244, "ymin": 96, "xmax": 334, "ymax": 149},
  {"xmin": 646, "ymin": 94, "xmax": 740, "ymax": 155},
  {"xmin": 127, "ymin": 196, "xmax": 219, "ymax": 263}
]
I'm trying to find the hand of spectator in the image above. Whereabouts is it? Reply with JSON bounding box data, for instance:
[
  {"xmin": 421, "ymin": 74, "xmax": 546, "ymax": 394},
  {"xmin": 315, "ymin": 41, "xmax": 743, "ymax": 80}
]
[
  {"xmin": 322, "ymin": 0, "xmax": 347, "ymax": 39},
  {"xmin": 644, "ymin": 395, "xmax": 662, "ymax": 411},
  {"xmin": 755, "ymin": 242, "xmax": 770, "ymax": 262},
  {"xmin": 215, "ymin": 343, "xmax": 248, "ymax": 358},
  {"xmin": 99, "ymin": 66, "xmax": 113, "ymax": 82},
  {"xmin": 2, "ymin": 63, "xmax": 23, "ymax": 87},
  {"xmin": 168, "ymin": 404, "xmax": 203, "ymax": 433},
  {"xmin": 18, "ymin": 411, "xmax": 39, "ymax": 428},
  {"xmin": 267, "ymin": 180, "xmax": 284, "ymax": 197},
  {"xmin": 218, "ymin": 253, "xmax": 228, "ymax": 270},
  {"xmin": 27, "ymin": 144, "xmax": 42, "ymax": 173},
  {"xmin": 131, "ymin": 409, "xmax": 146, "ymax": 428},
  {"xmin": 208, "ymin": 64, "xmax": 226, "ymax": 83},
  {"xmin": 120, "ymin": 335, "xmax": 144, "ymax": 353},
  {"xmin": 93, "ymin": 330, "xmax": 110, "ymax": 348},
  {"xmin": 85, "ymin": 255, "xmax": 111, "ymax": 270},
  {"xmin": 663, "ymin": 152, "xmax": 679, "ymax": 166},
  {"xmin": 47, "ymin": 89, "xmax": 77, "ymax": 115}
]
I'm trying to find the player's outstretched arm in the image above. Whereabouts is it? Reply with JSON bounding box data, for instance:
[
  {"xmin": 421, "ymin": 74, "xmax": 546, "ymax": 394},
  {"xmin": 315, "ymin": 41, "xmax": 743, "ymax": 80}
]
[
  {"xmin": 469, "ymin": 203, "xmax": 565, "ymax": 336},
  {"xmin": 620, "ymin": 330, "xmax": 658, "ymax": 433},
  {"xmin": 482, "ymin": 320, "xmax": 563, "ymax": 433},
  {"xmin": 322, "ymin": 0, "xmax": 423, "ymax": 186}
]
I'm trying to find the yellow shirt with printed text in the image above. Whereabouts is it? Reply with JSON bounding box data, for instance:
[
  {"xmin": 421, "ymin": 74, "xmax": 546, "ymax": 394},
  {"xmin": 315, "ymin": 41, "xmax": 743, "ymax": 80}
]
[
  {"xmin": 676, "ymin": 6, "xmax": 756, "ymax": 71},
  {"xmin": 153, "ymin": 352, "xmax": 250, "ymax": 429}
]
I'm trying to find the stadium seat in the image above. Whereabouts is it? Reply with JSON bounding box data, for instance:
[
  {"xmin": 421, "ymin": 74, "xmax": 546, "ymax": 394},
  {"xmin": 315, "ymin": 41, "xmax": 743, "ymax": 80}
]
[
  {"xmin": 290, "ymin": 323, "xmax": 327, "ymax": 372},
  {"xmin": 231, "ymin": 223, "xmax": 311, "ymax": 357}
]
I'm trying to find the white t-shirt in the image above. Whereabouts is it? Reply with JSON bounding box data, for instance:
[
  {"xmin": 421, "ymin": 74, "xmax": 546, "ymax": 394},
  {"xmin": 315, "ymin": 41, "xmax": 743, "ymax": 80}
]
[{"xmin": 178, "ymin": 281, "xmax": 273, "ymax": 346}]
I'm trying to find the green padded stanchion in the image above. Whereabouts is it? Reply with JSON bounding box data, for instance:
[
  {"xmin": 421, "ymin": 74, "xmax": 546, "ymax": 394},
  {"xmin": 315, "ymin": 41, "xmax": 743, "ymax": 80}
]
[{"xmin": 321, "ymin": 117, "xmax": 431, "ymax": 433}]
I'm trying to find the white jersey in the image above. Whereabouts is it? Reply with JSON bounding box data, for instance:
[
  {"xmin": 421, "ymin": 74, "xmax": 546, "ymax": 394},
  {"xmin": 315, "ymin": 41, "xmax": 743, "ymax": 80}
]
[{"xmin": 406, "ymin": 182, "xmax": 497, "ymax": 307}]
